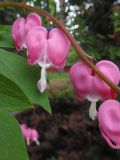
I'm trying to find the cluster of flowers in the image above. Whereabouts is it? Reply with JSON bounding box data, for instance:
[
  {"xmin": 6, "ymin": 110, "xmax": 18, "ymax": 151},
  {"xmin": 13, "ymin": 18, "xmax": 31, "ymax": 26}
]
[
  {"xmin": 12, "ymin": 13, "xmax": 120, "ymax": 149},
  {"xmin": 12, "ymin": 13, "xmax": 70, "ymax": 92},
  {"xmin": 20, "ymin": 124, "xmax": 40, "ymax": 146},
  {"xmin": 70, "ymin": 61, "xmax": 120, "ymax": 149}
]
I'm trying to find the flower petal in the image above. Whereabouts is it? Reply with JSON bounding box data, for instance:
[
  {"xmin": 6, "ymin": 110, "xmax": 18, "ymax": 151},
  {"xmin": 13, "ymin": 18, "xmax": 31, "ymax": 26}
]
[
  {"xmin": 12, "ymin": 17, "xmax": 25, "ymax": 51},
  {"xmin": 98, "ymin": 100, "xmax": 120, "ymax": 149},
  {"xmin": 48, "ymin": 28, "xmax": 70, "ymax": 69},
  {"xmin": 25, "ymin": 13, "xmax": 42, "ymax": 34},
  {"xmin": 94, "ymin": 60, "xmax": 120, "ymax": 100},
  {"xmin": 26, "ymin": 26, "xmax": 47, "ymax": 65},
  {"xmin": 89, "ymin": 101, "xmax": 97, "ymax": 120},
  {"xmin": 37, "ymin": 67, "xmax": 47, "ymax": 93},
  {"xmin": 96, "ymin": 60, "xmax": 120, "ymax": 84},
  {"xmin": 70, "ymin": 61, "xmax": 93, "ymax": 100}
]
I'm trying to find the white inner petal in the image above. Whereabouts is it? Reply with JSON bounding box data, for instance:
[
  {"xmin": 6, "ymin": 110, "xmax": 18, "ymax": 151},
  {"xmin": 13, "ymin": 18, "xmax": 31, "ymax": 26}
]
[
  {"xmin": 38, "ymin": 44, "xmax": 52, "ymax": 68},
  {"xmin": 38, "ymin": 61, "xmax": 51, "ymax": 68},
  {"xmin": 37, "ymin": 67, "xmax": 47, "ymax": 93},
  {"xmin": 34, "ymin": 139, "xmax": 40, "ymax": 146},
  {"xmin": 26, "ymin": 137, "xmax": 30, "ymax": 146},
  {"xmin": 89, "ymin": 101, "xmax": 97, "ymax": 120},
  {"xmin": 86, "ymin": 94, "xmax": 100, "ymax": 102},
  {"xmin": 37, "ymin": 44, "xmax": 52, "ymax": 92}
]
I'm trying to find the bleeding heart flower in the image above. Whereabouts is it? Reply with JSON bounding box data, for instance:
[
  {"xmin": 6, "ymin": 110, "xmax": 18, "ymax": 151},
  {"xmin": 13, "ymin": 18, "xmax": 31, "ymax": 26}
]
[
  {"xmin": 98, "ymin": 99, "xmax": 120, "ymax": 149},
  {"xmin": 12, "ymin": 13, "xmax": 42, "ymax": 51},
  {"xmin": 70, "ymin": 60, "xmax": 120, "ymax": 120},
  {"xmin": 26, "ymin": 128, "xmax": 40, "ymax": 146},
  {"xmin": 20, "ymin": 124, "xmax": 40, "ymax": 146},
  {"xmin": 26, "ymin": 26, "xmax": 70, "ymax": 92}
]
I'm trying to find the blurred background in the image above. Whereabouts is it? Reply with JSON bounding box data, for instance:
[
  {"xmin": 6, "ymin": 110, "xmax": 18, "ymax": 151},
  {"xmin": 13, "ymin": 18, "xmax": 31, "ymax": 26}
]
[{"xmin": 0, "ymin": 0, "xmax": 120, "ymax": 160}]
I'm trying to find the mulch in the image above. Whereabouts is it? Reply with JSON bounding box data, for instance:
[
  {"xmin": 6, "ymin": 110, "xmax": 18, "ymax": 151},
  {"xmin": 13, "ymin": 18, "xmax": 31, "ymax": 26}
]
[{"xmin": 16, "ymin": 98, "xmax": 119, "ymax": 160}]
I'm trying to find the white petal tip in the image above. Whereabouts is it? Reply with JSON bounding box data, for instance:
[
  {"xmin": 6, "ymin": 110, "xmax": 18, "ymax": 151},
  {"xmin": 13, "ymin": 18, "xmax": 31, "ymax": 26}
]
[
  {"xmin": 37, "ymin": 80, "xmax": 47, "ymax": 93},
  {"xmin": 89, "ymin": 101, "xmax": 97, "ymax": 120},
  {"xmin": 35, "ymin": 140, "xmax": 40, "ymax": 146},
  {"xmin": 89, "ymin": 112, "xmax": 97, "ymax": 120},
  {"xmin": 37, "ymin": 67, "xmax": 47, "ymax": 93},
  {"xmin": 26, "ymin": 138, "xmax": 30, "ymax": 146}
]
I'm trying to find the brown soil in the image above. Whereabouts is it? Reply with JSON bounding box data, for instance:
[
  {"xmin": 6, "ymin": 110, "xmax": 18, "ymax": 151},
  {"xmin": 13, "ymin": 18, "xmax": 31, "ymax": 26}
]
[{"xmin": 16, "ymin": 98, "xmax": 120, "ymax": 160}]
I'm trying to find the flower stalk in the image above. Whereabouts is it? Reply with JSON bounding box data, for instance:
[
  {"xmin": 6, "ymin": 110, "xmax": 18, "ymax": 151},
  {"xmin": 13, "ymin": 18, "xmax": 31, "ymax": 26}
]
[{"xmin": 0, "ymin": 2, "xmax": 120, "ymax": 95}]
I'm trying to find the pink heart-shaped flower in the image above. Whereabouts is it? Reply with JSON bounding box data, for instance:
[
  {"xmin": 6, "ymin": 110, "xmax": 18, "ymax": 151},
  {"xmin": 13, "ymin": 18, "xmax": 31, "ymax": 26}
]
[
  {"xmin": 70, "ymin": 60, "xmax": 120, "ymax": 120},
  {"xmin": 12, "ymin": 13, "xmax": 42, "ymax": 51},
  {"xmin": 26, "ymin": 26, "xmax": 70, "ymax": 68},
  {"xmin": 70, "ymin": 60, "xmax": 120, "ymax": 101},
  {"xmin": 98, "ymin": 99, "xmax": 120, "ymax": 149}
]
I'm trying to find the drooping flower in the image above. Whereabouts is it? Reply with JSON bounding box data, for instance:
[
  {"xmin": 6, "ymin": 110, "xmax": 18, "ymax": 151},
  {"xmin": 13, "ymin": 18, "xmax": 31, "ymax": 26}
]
[
  {"xmin": 20, "ymin": 124, "xmax": 40, "ymax": 146},
  {"xmin": 26, "ymin": 128, "xmax": 40, "ymax": 146},
  {"xmin": 12, "ymin": 13, "xmax": 42, "ymax": 51},
  {"xmin": 26, "ymin": 26, "xmax": 70, "ymax": 92},
  {"xmin": 98, "ymin": 99, "xmax": 120, "ymax": 149},
  {"xmin": 69, "ymin": 60, "xmax": 120, "ymax": 120}
]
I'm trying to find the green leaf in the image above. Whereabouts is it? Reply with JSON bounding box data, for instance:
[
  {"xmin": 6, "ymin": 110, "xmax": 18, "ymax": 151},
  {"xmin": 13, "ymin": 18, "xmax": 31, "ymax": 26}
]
[
  {"xmin": 0, "ymin": 109, "xmax": 29, "ymax": 160},
  {"xmin": 0, "ymin": 25, "xmax": 14, "ymax": 48},
  {"xmin": 0, "ymin": 49, "xmax": 51, "ymax": 113},
  {"xmin": 0, "ymin": 74, "xmax": 31, "ymax": 112}
]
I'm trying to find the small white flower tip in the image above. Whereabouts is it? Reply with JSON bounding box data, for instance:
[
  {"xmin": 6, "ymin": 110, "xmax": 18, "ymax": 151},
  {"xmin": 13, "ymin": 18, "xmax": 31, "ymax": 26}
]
[
  {"xmin": 89, "ymin": 101, "xmax": 97, "ymax": 120},
  {"xmin": 37, "ymin": 66, "xmax": 48, "ymax": 93},
  {"xmin": 37, "ymin": 79, "xmax": 47, "ymax": 93},
  {"xmin": 34, "ymin": 140, "xmax": 40, "ymax": 146},
  {"xmin": 26, "ymin": 138, "xmax": 30, "ymax": 146}
]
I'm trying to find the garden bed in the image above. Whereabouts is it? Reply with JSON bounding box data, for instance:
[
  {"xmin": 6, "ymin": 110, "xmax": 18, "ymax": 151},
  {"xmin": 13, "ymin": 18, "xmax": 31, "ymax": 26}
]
[{"xmin": 16, "ymin": 97, "xmax": 120, "ymax": 160}]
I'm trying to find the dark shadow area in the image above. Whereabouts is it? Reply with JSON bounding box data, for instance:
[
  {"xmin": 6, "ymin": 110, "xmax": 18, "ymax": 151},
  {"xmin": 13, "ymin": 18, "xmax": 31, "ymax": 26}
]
[{"xmin": 17, "ymin": 97, "xmax": 120, "ymax": 160}]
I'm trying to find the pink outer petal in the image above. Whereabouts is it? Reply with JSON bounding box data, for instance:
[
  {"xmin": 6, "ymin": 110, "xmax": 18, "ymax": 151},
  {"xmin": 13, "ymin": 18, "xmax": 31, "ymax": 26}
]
[
  {"xmin": 25, "ymin": 13, "xmax": 42, "ymax": 34},
  {"xmin": 26, "ymin": 128, "xmax": 39, "ymax": 142},
  {"xmin": 96, "ymin": 60, "xmax": 120, "ymax": 85},
  {"xmin": 94, "ymin": 60, "xmax": 120, "ymax": 100},
  {"xmin": 12, "ymin": 17, "xmax": 25, "ymax": 51},
  {"xmin": 47, "ymin": 28, "xmax": 70, "ymax": 69},
  {"xmin": 70, "ymin": 61, "xmax": 99, "ymax": 100},
  {"xmin": 29, "ymin": 129, "xmax": 39, "ymax": 141},
  {"xmin": 26, "ymin": 26, "xmax": 47, "ymax": 65},
  {"xmin": 98, "ymin": 100, "xmax": 120, "ymax": 149},
  {"xmin": 20, "ymin": 124, "xmax": 28, "ymax": 138}
]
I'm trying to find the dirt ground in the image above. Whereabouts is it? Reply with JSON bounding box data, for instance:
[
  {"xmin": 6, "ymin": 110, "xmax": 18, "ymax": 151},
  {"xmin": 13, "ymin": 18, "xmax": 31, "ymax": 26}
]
[{"xmin": 16, "ymin": 98, "xmax": 120, "ymax": 160}]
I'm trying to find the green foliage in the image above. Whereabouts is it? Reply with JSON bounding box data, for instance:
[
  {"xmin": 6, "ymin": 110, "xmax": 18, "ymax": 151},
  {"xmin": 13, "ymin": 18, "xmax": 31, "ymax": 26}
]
[
  {"xmin": 104, "ymin": 45, "xmax": 120, "ymax": 60},
  {"xmin": 66, "ymin": 0, "xmax": 120, "ymax": 62},
  {"xmin": 112, "ymin": 11, "xmax": 120, "ymax": 32},
  {"xmin": 0, "ymin": 49, "xmax": 51, "ymax": 113},
  {"xmin": 0, "ymin": 109, "xmax": 29, "ymax": 160},
  {"xmin": 0, "ymin": 74, "xmax": 31, "ymax": 112},
  {"xmin": 0, "ymin": 25, "xmax": 14, "ymax": 48},
  {"xmin": 48, "ymin": 72, "xmax": 74, "ymax": 99},
  {"xmin": 67, "ymin": 47, "xmax": 79, "ymax": 65}
]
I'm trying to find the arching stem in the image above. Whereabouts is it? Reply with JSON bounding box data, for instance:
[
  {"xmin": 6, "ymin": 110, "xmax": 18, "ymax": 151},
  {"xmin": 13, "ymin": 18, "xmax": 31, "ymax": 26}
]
[{"xmin": 0, "ymin": 2, "xmax": 120, "ymax": 95}]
